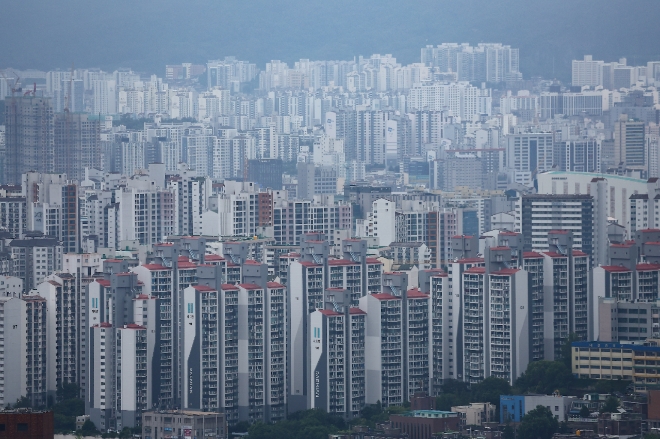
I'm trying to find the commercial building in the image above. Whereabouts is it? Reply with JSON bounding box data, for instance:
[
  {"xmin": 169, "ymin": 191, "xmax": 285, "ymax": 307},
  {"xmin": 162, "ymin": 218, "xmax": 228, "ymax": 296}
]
[
  {"xmin": 571, "ymin": 340, "xmax": 660, "ymax": 392},
  {"xmin": 248, "ymin": 158, "xmax": 283, "ymax": 190},
  {"xmin": 390, "ymin": 410, "xmax": 460, "ymax": 439},
  {"xmin": 141, "ymin": 410, "xmax": 227, "ymax": 439},
  {"xmin": 297, "ymin": 162, "xmax": 338, "ymax": 199}
]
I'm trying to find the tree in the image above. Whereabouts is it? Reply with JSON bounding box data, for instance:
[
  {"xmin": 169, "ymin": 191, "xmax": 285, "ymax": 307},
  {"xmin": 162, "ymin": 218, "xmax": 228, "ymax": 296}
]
[
  {"xmin": 579, "ymin": 405, "xmax": 591, "ymax": 418},
  {"xmin": 560, "ymin": 333, "xmax": 580, "ymax": 370},
  {"xmin": 517, "ymin": 406, "xmax": 559, "ymax": 439},
  {"xmin": 13, "ymin": 396, "xmax": 31, "ymax": 409},
  {"xmin": 514, "ymin": 361, "xmax": 574, "ymax": 395},
  {"xmin": 471, "ymin": 377, "xmax": 512, "ymax": 407},
  {"xmin": 442, "ymin": 379, "xmax": 470, "ymax": 395},
  {"xmin": 600, "ymin": 396, "xmax": 619, "ymax": 414},
  {"xmin": 57, "ymin": 383, "xmax": 81, "ymax": 402},
  {"xmin": 81, "ymin": 419, "xmax": 100, "ymax": 436}
]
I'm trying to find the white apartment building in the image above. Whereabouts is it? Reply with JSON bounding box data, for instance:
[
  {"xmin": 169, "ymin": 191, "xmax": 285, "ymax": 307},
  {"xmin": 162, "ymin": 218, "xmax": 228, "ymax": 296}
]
[
  {"xmin": 408, "ymin": 82, "xmax": 492, "ymax": 120},
  {"xmin": 572, "ymin": 55, "xmax": 604, "ymax": 87},
  {"xmin": 506, "ymin": 133, "xmax": 553, "ymax": 187},
  {"xmin": 359, "ymin": 293, "xmax": 404, "ymax": 407},
  {"xmin": 0, "ymin": 295, "xmax": 48, "ymax": 408}
]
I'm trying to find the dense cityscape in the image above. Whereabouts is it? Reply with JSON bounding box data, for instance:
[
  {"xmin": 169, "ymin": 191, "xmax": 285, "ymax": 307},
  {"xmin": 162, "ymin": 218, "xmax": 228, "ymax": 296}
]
[{"xmin": 0, "ymin": 36, "xmax": 660, "ymax": 439}]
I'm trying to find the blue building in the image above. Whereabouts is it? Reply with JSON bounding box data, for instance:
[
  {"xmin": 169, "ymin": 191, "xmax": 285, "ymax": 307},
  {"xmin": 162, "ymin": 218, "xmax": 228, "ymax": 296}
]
[
  {"xmin": 500, "ymin": 394, "xmax": 576, "ymax": 423},
  {"xmin": 500, "ymin": 395, "xmax": 525, "ymax": 423}
]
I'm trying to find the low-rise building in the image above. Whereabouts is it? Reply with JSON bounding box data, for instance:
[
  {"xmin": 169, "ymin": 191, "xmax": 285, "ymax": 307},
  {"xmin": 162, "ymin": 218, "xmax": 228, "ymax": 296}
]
[
  {"xmin": 0, "ymin": 409, "xmax": 53, "ymax": 439},
  {"xmin": 389, "ymin": 410, "xmax": 460, "ymax": 439},
  {"xmin": 451, "ymin": 403, "xmax": 496, "ymax": 427},
  {"xmin": 571, "ymin": 340, "xmax": 660, "ymax": 391},
  {"xmin": 500, "ymin": 394, "xmax": 576, "ymax": 423},
  {"xmin": 141, "ymin": 410, "xmax": 227, "ymax": 439}
]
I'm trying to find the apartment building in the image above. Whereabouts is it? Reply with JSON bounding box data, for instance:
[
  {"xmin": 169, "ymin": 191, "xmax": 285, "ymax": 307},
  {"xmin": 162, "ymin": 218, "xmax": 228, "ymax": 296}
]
[{"xmin": 0, "ymin": 295, "xmax": 48, "ymax": 408}]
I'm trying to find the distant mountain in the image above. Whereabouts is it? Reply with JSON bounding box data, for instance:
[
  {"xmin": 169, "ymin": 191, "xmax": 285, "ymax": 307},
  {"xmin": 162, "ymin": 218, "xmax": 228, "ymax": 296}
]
[{"xmin": 1, "ymin": 0, "xmax": 659, "ymax": 82}]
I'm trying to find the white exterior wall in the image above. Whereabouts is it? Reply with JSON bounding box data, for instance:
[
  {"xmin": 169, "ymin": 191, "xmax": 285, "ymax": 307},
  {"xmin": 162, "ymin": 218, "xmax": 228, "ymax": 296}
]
[
  {"xmin": 359, "ymin": 294, "xmax": 383, "ymax": 405},
  {"xmin": 537, "ymin": 171, "xmax": 647, "ymax": 233},
  {"xmin": 372, "ymin": 199, "xmax": 396, "ymax": 247},
  {"xmin": 1, "ymin": 298, "xmax": 28, "ymax": 407}
]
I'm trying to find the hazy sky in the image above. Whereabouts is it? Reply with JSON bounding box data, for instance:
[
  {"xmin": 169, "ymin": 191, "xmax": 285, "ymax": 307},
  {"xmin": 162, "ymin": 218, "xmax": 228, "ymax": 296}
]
[{"xmin": 2, "ymin": 0, "xmax": 659, "ymax": 80}]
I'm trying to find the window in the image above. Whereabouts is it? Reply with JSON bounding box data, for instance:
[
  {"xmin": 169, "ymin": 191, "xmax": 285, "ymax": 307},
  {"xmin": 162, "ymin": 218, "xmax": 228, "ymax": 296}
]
[{"xmin": 17, "ymin": 423, "xmax": 28, "ymax": 431}]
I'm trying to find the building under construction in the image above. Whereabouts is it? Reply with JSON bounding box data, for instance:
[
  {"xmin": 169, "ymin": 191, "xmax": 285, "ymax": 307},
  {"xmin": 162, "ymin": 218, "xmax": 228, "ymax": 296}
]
[
  {"xmin": 54, "ymin": 113, "xmax": 101, "ymax": 181},
  {"xmin": 4, "ymin": 96, "xmax": 54, "ymax": 185}
]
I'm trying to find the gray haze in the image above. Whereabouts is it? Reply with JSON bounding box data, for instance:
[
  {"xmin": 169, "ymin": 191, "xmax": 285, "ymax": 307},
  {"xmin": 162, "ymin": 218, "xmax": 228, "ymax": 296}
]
[{"xmin": 2, "ymin": 0, "xmax": 660, "ymax": 79}]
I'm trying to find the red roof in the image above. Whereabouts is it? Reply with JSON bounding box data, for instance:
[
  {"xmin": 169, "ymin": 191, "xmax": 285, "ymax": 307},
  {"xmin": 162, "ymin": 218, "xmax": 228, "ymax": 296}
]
[
  {"xmin": 204, "ymin": 254, "xmax": 224, "ymax": 261},
  {"xmin": 318, "ymin": 309, "xmax": 341, "ymax": 316},
  {"xmin": 465, "ymin": 267, "xmax": 486, "ymax": 274},
  {"xmin": 637, "ymin": 264, "xmax": 660, "ymax": 271},
  {"xmin": 543, "ymin": 252, "xmax": 566, "ymax": 258},
  {"xmin": 221, "ymin": 284, "xmax": 239, "ymax": 290},
  {"xmin": 499, "ymin": 231, "xmax": 519, "ymax": 236},
  {"xmin": 601, "ymin": 265, "xmax": 631, "ymax": 273},
  {"xmin": 640, "ymin": 229, "xmax": 660, "ymax": 233},
  {"xmin": 104, "ymin": 258, "xmax": 125, "ymax": 263},
  {"xmin": 178, "ymin": 262, "xmax": 197, "ymax": 269},
  {"xmin": 100, "ymin": 322, "xmax": 112, "ymax": 328},
  {"xmin": 267, "ymin": 282, "xmax": 285, "ymax": 289},
  {"xmin": 243, "ymin": 260, "xmax": 261, "ymax": 265},
  {"xmin": 371, "ymin": 293, "xmax": 401, "ymax": 301},
  {"xmin": 142, "ymin": 264, "xmax": 171, "ymax": 271},
  {"xmin": 406, "ymin": 288, "xmax": 430, "ymax": 299},
  {"xmin": 366, "ymin": 258, "xmax": 383, "ymax": 264},
  {"xmin": 133, "ymin": 294, "xmax": 151, "ymax": 300},
  {"xmin": 193, "ymin": 285, "xmax": 216, "ymax": 292},
  {"xmin": 299, "ymin": 261, "xmax": 321, "ymax": 267},
  {"xmin": 611, "ymin": 242, "xmax": 635, "ymax": 248},
  {"xmin": 491, "ymin": 268, "xmax": 520, "ymax": 275},
  {"xmin": 489, "ymin": 246, "xmax": 510, "ymax": 251},
  {"xmin": 239, "ymin": 283, "xmax": 262, "ymax": 290},
  {"xmin": 178, "ymin": 256, "xmax": 189, "ymax": 262},
  {"xmin": 523, "ymin": 252, "xmax": 544, "ymax": 259},
  {"xmin": 124, "ymin": 323, "xmax": 146, "ymax": 330},
  {"xmin": 644, "ymin": 242, "xmax": 660, "ymax": 246},
  {"xmin": 47, "ymin": 280, "xmax": 62, "ymax": 287},
  {"xmin": 573, "ymin": 250, "xmax": 588, "ymax": 257},
  {"xmin": 349, "ymin": 308, "xmax": 367, "ymax": 315},
  {"xmin": 96, "ymin": 279, "xmax": 111, "ymax": 287}
]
